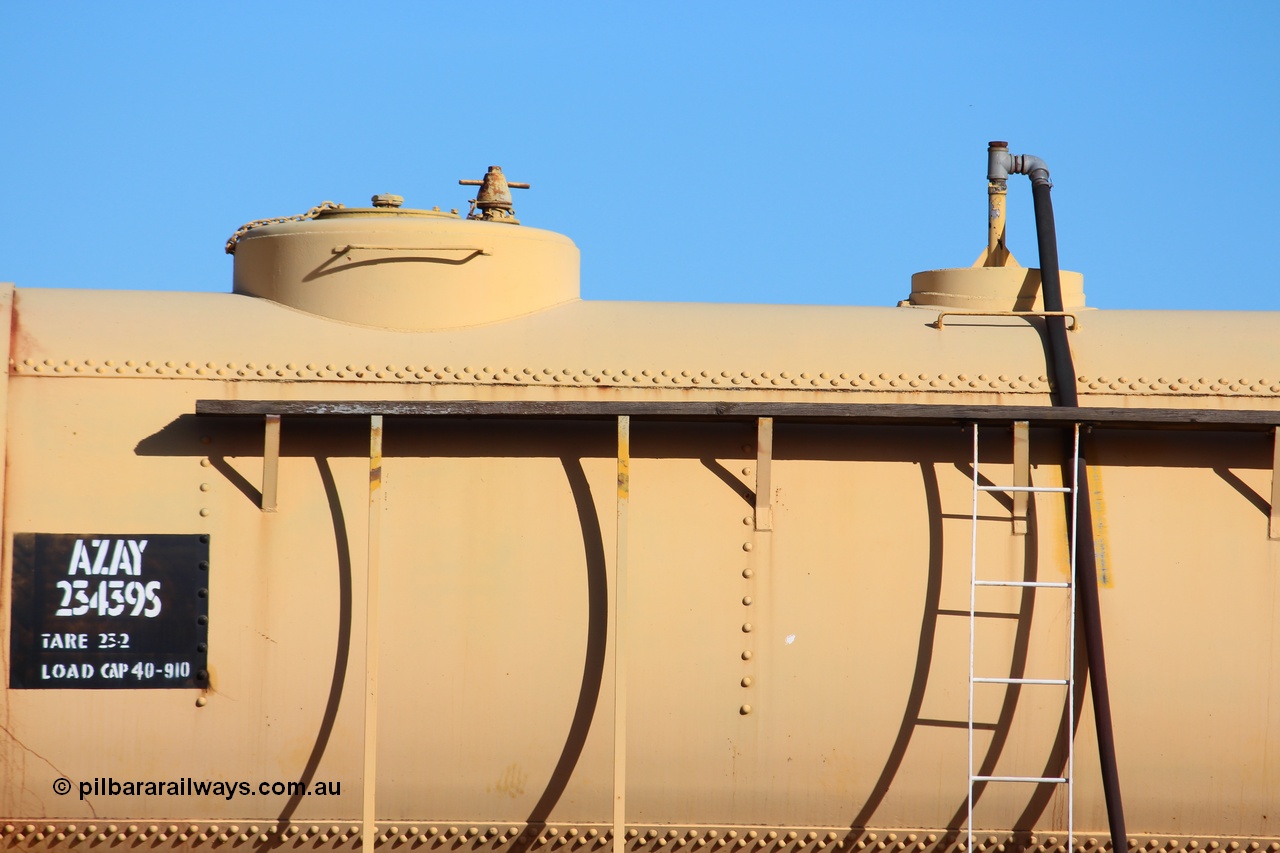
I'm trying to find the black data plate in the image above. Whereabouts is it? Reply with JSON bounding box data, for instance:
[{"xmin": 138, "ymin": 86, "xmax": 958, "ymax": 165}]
[{"xmin": 9, "ymin": 533, "xmax": 209, "ymax": 689}]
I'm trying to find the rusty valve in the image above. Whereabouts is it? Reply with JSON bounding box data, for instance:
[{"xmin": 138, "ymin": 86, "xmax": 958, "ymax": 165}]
[{"xmin": 459, "ymin": 166, "xmax": 529, "ymax": 224}]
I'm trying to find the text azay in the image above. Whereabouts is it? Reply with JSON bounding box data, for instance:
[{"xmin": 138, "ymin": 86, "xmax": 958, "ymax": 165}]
[{"xmin": 67, "ymin": 539, "xmax": 148, "ymax": 576}]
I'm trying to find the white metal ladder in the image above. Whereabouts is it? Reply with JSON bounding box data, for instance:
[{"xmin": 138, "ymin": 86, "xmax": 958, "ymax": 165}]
[{"xmin": 967, "ymin": 423, "xmax": 1079, "ymax": 848}]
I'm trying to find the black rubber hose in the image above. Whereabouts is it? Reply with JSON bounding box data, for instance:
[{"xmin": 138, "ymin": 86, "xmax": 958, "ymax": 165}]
[{"xmin": 1031, "ymin": 176, "xmax": 1128, "ymax": 852}]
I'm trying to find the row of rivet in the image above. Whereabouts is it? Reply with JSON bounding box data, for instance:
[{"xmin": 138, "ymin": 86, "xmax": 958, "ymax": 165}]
[
  {"xmin": 0, "ymin": 823, "xmax": 347, "ymax": 844},
  {"xmin": 1079, "ymin": 375, "xmax": 1280, "ymax": 394},
  {"xmin": 0, "ymin": 825, "xmax": 1277, "ymax": 852},
  {"xmin": 11, "ymin": 360, "xmax": 1063, "ymax": 391},
  {"xmin": 739, "ymin": 464, "xmax": 757, "ymax": 715},
  {"xmin": 14, "ymin": 359, "xmax": 1280, "ymax": 397}
]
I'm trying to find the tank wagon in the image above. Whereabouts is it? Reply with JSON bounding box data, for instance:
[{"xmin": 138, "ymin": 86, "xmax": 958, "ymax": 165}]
[{"xmin": 2, "ymin": 149, "xmax": 1277, "ymax": 853}]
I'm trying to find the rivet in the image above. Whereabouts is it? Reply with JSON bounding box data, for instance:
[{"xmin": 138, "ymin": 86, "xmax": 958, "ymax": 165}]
[
  {"xmin": 199, "ymin": 508, "xmax": 211, "ymax": 517},
  {"xmin": 741, "ymin": 677, "xmax": 752, "ymax": 687},
  {"xmin": 743, "ymin": 543, "xmax": 753, "ymax": 552},
  {"xmin": 195, "ymin": 696, "xmax": 207, "ymax": 707},
  {"xmin": 742, "ymin": 467, "xmax": 752, "ymax": 476},
  {"xmin": 743, "ymin": 516, "xmax": 752, "ymax": 525},
  {"xmin": 741, "ymin": 651, "xmax": 752, "ymax": 660},
  {"xmin": 742, "ymin": 596, "xmax": 753, "ymax": 605},
  {"xmin": 742, "ymin": 623, "xmax": 753, "ymax": 632},
  {"xmin": 200, "ymin": 483, "xmax": 211, "ymax": 492},
  {"xmin": 200, "ymin": 458, "xmax": 211, "ymax": 467},
  {"xmin": 742, "ymin": 569, "xmax": 753, "ymax": 578},
  {"xmin": 740, "ymin": 704, "xmax": 752, "ymax": 715}
]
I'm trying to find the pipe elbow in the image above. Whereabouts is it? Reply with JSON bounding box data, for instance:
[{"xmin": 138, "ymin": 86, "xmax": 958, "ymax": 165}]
[{"xmin": 1012, "ymin": 154, "xmax": 1053, "ymax": 187}]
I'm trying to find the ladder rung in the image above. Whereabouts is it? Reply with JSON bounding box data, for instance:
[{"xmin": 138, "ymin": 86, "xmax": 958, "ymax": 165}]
[
  {"xmin": 971, "ymin": 775, "xmax": 1068, "ymax": 783},
  {"xmin": 973, "ymin": 676, "xmax": 1069, "ymax": 685},
  {"xmin": 974, "ymin": 579, "xmax": 1070, "ymax": 588},
  {"xmin": 977, "ymin": 485, "xmax": 1072, "ymax": 493}
]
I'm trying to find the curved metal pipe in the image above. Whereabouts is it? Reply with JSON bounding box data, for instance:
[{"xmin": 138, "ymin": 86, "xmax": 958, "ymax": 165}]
[
  {"xmin": 988, "ymin": 143, "xmax": 1053, "ymax": 188},
  {"xmin": 1007, "ymin": 144, "xmax": 1128, "ymax": 850}
]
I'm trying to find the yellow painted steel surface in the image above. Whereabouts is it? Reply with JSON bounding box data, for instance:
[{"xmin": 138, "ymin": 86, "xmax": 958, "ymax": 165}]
[{"xmin": 1, "ymin": 181, "xmax": 1279, "ymax": 853}]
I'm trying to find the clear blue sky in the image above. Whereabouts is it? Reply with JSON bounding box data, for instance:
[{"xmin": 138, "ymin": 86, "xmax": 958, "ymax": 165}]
[{"xmin": 2, "ymin": 3, "xmax": 1276, "ymax": 311}]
